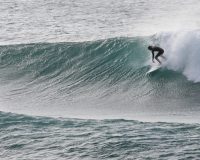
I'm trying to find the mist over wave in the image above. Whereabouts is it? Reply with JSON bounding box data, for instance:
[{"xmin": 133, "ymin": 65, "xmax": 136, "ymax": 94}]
[{"xmin": 1, "ymin": 31, "xmax": 200, "ymax": 122}]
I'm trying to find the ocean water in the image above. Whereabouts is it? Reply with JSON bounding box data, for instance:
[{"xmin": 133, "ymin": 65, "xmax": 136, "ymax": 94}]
[{"xmin": 1, "ymin": 0, "xmax": 200, "ymax": 159}]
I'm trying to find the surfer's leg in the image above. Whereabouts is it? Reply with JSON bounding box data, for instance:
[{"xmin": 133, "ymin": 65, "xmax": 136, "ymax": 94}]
[
  {"xmin": 155, "ymin": 57, "xmax": 161, "ymax": 64},
  {"xmin": 155, "ymin": 52, "xmax": 162, "ymax": 64}
]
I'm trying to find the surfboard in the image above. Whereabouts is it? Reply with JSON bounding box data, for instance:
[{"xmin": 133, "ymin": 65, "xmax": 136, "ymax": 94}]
[{"xmin": 146, "ymin": 65, "xmax": 161, "ymax": 74}]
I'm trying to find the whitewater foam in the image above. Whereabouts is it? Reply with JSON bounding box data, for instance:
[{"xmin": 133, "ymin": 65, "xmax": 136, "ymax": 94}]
[{"xmin": 154, "ymin": 30, "xmax": 200, "ymax": 82}]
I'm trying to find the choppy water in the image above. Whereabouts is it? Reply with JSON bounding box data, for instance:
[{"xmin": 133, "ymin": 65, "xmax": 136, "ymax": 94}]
[
  {"xmin": 1, "ymin": 0, "xmax": 200, "ymax": 159},
  {"xmin": 1, "ymin": 112, "xmax": 200, "ymax": 160}
]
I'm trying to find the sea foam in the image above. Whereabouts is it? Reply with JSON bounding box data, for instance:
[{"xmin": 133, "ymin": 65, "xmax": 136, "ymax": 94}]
[{"xmin": 157, "ymin": 30, "xmax": 200, "ymax": 82}]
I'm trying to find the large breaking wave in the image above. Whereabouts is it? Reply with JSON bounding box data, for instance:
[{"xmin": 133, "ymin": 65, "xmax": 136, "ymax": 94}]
[{"xmin": 1, "ymin": 31, "xmax": 200, "ymax": 122}]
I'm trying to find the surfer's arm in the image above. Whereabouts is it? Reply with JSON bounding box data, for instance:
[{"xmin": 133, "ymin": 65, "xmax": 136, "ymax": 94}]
[{"xmin": 152, "ymin": 51, "xmax": 155, "ymax": 63}]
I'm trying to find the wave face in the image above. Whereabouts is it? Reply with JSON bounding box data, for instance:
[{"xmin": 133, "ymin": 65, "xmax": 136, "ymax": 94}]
[{"xmin": 1, "ymin": 32, "xmax": 200, "ymax": 122}]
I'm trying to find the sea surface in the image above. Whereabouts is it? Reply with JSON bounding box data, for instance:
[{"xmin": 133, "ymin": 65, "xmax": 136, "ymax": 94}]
[{"xmin": 1, "ymin": 0, "xmax": 200, "ymax": 159}]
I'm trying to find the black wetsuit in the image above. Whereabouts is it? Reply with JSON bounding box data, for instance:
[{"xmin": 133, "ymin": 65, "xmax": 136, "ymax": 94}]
[{"xmin": 151, "ymin": 46, "xmax": 164, "ymax": 60}]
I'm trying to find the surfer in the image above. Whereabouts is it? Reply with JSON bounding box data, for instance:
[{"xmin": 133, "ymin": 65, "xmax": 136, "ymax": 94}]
[{"xmin": 148, "ymin": 46, "xmax": 165, "ymax": 64}]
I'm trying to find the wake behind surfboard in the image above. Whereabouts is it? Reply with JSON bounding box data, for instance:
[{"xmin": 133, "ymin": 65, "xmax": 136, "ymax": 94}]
[{"xmin": 146, "ymin": 64, "xmax": 161, "ymax": 74}]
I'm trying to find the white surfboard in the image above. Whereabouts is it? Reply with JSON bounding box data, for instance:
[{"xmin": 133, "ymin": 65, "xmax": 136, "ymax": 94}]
[{"xmin": 146, "ymin": 64, "xmax": 161, "ymax": 74}]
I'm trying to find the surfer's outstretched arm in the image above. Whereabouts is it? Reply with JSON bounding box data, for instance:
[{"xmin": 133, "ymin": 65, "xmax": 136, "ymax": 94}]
[
  {"xmin": 161, "ymin": 55, "xmax": 166, "ymax": 59},
  {"xmin": 160, "ymin": 55, "xmax": 166, "ymax": 63}
]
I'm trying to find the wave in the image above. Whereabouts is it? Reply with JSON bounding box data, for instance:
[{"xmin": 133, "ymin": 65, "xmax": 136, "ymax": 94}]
[
  {"xmin": 0, "ymin": 37, "xmax": 149, "ymax": 95},
  {"xmin": 1, "ymin": 31, "xmax": 200, "ymax": 122}
]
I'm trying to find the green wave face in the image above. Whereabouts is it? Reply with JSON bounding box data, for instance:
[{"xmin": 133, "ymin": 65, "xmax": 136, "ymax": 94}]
[
  {"xmin": 0, "ymin": 36, "xmax": 200, "ymax": 122},
  {"xmin": 0, "ymin": 37, "xmax": 149, "ymax": 93}
]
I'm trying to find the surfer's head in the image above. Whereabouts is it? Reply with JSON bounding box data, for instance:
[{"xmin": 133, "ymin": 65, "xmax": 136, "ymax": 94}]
[{"xmin": 148, "ymin": 46, "xmax": 153, "ymax": 50}]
